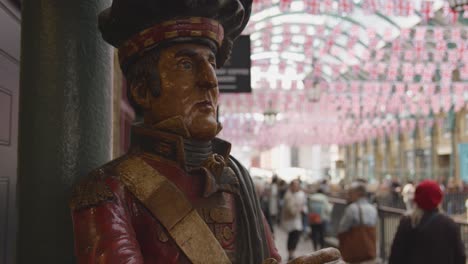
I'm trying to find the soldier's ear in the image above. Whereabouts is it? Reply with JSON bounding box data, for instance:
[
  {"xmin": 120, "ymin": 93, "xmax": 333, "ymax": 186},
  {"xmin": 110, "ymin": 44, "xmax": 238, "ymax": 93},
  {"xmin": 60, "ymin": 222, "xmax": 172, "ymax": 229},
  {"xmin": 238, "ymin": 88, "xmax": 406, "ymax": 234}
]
[{"xmin": 129, "ymin": 79, "xmax": 151, "ymax": 110}]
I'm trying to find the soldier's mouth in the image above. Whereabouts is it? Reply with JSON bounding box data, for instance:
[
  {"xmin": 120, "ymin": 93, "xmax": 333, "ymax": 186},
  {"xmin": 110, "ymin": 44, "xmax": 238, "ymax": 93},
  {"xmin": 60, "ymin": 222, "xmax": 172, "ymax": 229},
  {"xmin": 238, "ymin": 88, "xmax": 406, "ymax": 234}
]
[{"xmin": 195, "ymin": 100, "xmax": 214, "ymax": 109}]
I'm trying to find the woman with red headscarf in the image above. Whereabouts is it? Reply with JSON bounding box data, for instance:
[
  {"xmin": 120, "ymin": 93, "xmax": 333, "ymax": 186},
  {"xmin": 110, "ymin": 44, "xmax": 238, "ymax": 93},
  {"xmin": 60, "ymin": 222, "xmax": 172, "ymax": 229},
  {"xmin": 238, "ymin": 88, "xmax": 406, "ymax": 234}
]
[{"xmin": 389, "ymin": 180, "xmax": 466, "ymax": 264}]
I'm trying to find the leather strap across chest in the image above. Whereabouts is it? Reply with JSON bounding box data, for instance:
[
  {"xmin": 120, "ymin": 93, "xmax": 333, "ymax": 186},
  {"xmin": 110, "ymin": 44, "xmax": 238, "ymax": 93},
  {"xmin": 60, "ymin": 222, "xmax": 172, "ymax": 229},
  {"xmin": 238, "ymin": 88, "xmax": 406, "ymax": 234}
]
[{"xmin": 116, "ymin": 156, "xmax": 231, "ymax": 264}]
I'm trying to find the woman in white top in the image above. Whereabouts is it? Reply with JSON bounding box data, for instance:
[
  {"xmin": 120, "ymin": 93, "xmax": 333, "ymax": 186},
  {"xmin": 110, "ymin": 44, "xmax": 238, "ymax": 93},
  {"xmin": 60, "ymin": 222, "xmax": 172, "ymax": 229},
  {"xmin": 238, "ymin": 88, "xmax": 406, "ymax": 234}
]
[
  {"xmin": 282, "ymin": 179, "xmax": 306, "ymax": 261},
  {"xmin": 269, "ymin": 176, "xmax": 280, "ymax": 226}
]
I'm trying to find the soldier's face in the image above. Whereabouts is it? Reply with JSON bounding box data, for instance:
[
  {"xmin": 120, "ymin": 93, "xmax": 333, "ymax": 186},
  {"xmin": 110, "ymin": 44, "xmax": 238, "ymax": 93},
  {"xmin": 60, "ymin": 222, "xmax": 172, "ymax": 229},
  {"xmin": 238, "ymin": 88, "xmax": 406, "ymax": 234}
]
[{"xmin": 152, "ymin": 43, "xmax": 219, "ymax": 140}]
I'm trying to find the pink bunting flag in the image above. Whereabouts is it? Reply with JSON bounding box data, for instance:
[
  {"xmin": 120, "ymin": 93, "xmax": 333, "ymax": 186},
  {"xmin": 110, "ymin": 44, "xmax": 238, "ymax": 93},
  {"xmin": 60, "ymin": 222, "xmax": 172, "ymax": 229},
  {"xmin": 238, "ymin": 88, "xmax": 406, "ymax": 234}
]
[
  {"xmin": 304, "ymin": 0, "xmax": 320, "ymax": 14},
  {"xmin": 421, "ymin": 1, "xmax": 434, "ymax": 21},
  {"xmin": 369, "ymin": 64, "xmax": 379, "ymax": 80},
  {"xmin": 395, "ymin": 83, "xmax": 406, "ymax": 95},
  {"xmin": 347, "ymin": 36, "xmax": 358, "ymax": 49},
  {"xmin": 451, "ymin": 28, "xmax": 461, "ymax": 41},
  {"xmin": 363, "ymin": 0, "xmax": 378, "ymax": 14},
  {"xmin": 404, "ymin": 50, "xmax": 414, "ymax": 61},
  {"xmin": 384, "ymin": 28, "xmax": 393, "ymax": 42},
  {"xmin": 456, "ymin": 40, "xmax": 465, "ymax": 58},
  {"xmin": 396, "ymin": 0, "xmax": 413, "ymax": 16},
  {"xmin": 279, "ymin": 0, "xmax": 293, "ymax": 12},
  {"xmin": 385, "ymin": 0, "xmax": 394, "ymax": 15},
  {"xmin": 296, "ymin": 63, "xmax": 304, "ymax": 74},
  {"xmin": 433, "ymin": 28, "xmax": 444, "ymax": 41},
  {"xmin": 387, "ymin": 65, "xmax": 399, "ymax": 81},
  {"xmin": 435, "ymin": 41, "xmax": 447, "ymax": 62},
  {"xmin": 415, "ymin": 27, "xmax": 426, "ymax": 41},
  {"xmin": 440, "ymin": 63, "xmax": 453, "ymax": 84},
  {"xmin": 375, "ymin": 50, "xmax": 384, "ymax": 61},
  {"xmin": 392, "ymin": 40, "xmax": 402, "ymax": 53},
  {"xmin": 378, "ymin": 63, "xmax": 387, "ymax": 75},
  {"xmin": 414, "ymin": 63, "xmax": 424, "ymax": 74},
  {"xmin": 422, "ymin": 65, "xmax": 434, "ymax": 83},
  {"xmin": 403, "ymin": 63, "xmax": 414, "ymax": 82},
  {"xmin": 414, "ymin": 41, "xmax": 426, "ymax": 60},
  {"xmin": 262, "ymin": 32, "xmax": 271, "ymax": 50},
  {"xmin": 323, "ymin": 0, "xmax": 333, "ymax": 12},
  {"xmin": 448, "ymin": 50, "xmax": 458, "ymax": 63},
  {"xmin": 314, "ymin": 25, "xmax": 324, "ymax": 39},
  {"xmin": 444, "ymin": 3, "xmax": 459, "ymax": 24},
  {"xmin": 461, "ymin": 64, "xmax": 468, "ymax": 80}
]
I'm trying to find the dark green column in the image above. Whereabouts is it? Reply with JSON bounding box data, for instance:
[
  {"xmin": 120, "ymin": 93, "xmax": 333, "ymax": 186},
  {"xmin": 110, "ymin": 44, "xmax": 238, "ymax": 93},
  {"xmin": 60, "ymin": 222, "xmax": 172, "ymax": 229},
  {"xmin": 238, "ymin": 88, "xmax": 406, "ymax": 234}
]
[{"xmin": 18, "ymin": 1, "xmax": 112, "ymax": 263}]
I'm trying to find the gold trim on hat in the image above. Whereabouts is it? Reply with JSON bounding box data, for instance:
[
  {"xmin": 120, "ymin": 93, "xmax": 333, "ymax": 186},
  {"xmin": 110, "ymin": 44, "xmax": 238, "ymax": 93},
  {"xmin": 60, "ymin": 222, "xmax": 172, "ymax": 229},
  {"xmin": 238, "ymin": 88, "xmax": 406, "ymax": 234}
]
[
  {"xmin": 191, "ymin": 31, "xmax": 203, "ymax": 37},
  {"xmin": 165, "ymin": 31, "xmax": 179, "ymax": 39},
  {"xmin": 190, "ymin": 17, "xmax": 202, "ymax": 23}
]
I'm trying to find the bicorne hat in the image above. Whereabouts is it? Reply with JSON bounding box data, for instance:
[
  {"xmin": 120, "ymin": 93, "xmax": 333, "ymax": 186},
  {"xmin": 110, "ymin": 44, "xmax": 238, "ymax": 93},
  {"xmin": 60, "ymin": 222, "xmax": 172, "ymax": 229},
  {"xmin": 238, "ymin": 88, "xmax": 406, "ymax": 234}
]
[{"xmin": 99, "ymin": 0, "xmax": 252, "ymax": 72}]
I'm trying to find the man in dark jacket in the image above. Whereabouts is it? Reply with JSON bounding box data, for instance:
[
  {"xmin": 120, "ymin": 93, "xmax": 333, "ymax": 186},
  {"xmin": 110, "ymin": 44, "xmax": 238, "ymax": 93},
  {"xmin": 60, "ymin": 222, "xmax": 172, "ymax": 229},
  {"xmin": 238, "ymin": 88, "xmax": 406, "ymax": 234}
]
[{"xmin": 389, "ymin": 180, "xmax": 466, "ymax": 264}]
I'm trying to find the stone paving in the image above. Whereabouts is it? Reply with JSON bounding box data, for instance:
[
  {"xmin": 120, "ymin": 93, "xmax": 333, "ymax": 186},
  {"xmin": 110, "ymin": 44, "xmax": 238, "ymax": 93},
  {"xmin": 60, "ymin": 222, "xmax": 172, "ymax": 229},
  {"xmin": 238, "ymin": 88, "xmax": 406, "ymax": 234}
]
[{"xmin": 272, "ymin": 225, "xmax": 316, "ymax": 262}]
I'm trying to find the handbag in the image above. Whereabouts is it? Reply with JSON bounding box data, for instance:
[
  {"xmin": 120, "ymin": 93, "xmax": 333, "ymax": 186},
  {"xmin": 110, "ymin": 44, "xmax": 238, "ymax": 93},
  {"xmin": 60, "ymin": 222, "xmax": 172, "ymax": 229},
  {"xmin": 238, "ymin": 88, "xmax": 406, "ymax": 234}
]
[{"xmin": 338, "ymin": 204, "xmax": 376, "ymax": 263}]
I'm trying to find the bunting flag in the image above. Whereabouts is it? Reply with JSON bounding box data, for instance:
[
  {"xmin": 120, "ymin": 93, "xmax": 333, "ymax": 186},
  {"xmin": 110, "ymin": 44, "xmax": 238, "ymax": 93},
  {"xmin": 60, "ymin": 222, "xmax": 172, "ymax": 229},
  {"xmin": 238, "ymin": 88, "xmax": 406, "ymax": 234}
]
[
  {"xmin": 444, "ymin": 3, "xmax": 459, "ymax": 24},
  {"xmin": 279, "ymin": 0, "xmax": 293, "ymax": 11},
  {"xmin": 339, "ymin": 0, "xmax": 354, "ymax": 13},
  {"xmin": 396, "ymin": 0, "xmax": 414, "ymax": 16},
  {"xmin": 323, "ymin": 0, "xmax": 334, "ymax": 12},
  {"xmin": 304, "ymin": 0, "xmax": 320, "ymax": 14},
  {"xmin": 414, "ymin": 27, "xmax": 426, "ymax": 41},
  {"xmin": 385, "ymin": 0, "xmax": 395, "ymax": 15},
  {"xmin": 433, "ymin": 28, "xmax": 444, "ymax": 41},
  {"xmin": 421, "ymin": 1, "xmax": 434, "ymax": 21},
  {"xmin": 414, "ymin": 40, "xmax": 426, "ymax": 60},
  {"xmin": 224, "ymin": 10, "xmax": 468, "ymax": 147},
  {"xmin": 363, "ymin": 0, "xmax": 378, "ymax": 14},
  {"xmin": 262, "ymin": 31, "xmax": 271, "ymax": 50},
  {"xmin": 403, "ymin": 63, "xmax": 414, "ymax": 81}
]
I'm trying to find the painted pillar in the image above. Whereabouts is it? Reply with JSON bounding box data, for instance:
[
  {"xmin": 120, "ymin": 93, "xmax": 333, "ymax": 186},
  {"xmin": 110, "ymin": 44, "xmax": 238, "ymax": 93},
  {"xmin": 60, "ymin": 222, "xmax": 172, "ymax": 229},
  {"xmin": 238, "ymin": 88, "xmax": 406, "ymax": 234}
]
[{"xmin": 17, "ymin": 1, "xmax": 112, "ymax": 262}]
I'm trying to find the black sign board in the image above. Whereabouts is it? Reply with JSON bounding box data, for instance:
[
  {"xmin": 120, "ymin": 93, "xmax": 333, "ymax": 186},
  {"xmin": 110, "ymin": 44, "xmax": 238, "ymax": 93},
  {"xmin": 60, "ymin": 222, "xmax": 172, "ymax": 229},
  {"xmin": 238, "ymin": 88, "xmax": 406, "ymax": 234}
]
[{"xmin": 216, "ymin": 35, "xmax": 251, "ymax": 93}]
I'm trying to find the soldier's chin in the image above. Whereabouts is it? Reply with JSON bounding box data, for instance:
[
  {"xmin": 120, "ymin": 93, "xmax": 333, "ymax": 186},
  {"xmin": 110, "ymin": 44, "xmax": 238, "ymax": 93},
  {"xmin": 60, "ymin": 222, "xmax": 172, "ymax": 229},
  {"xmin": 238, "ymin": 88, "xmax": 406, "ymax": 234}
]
[{"xmin": 187, "ymin": 114, "xmax": 219, "ymax": 141}]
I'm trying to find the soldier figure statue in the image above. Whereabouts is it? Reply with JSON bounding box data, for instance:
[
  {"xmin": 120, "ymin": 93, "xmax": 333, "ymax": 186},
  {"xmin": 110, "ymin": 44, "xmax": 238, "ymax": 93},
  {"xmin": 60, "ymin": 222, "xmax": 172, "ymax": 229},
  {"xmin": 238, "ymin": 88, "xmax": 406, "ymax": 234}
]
[{"xmin": 70, "ymin": 0, "xmax": 343, "ymax": 263}]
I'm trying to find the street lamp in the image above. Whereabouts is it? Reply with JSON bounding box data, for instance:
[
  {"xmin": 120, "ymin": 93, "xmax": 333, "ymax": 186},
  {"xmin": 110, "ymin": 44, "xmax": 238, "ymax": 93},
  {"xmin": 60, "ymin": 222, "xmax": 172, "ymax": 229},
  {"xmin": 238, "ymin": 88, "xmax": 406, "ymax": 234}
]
[
  {"xmin": 306, "ymin": 79, "xmax": 322, "ymax": 103},
  {"xmin": 263, "ymin": 100, "xmax": 278, "ymax": 126}
]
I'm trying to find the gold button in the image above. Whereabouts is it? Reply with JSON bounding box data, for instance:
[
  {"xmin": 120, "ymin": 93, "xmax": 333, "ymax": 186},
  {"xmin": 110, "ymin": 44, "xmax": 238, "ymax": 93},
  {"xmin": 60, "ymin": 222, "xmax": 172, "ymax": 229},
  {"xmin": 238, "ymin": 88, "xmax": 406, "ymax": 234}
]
[
  {"xmin": 222, "ymin": 226, "xmax": 233, "ymax": 241},
  {"xmin": 157, "ymin": 228, "xmax": 169, "ymax": 243}
]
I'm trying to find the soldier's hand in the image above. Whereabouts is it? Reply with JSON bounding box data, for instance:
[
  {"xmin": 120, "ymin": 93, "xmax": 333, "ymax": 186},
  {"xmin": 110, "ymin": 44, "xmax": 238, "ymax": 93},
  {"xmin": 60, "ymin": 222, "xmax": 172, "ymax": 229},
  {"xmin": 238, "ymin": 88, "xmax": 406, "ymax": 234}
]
[{"xmin": 287, "ymin": 248, "xmax": 344, "ymax": 264}]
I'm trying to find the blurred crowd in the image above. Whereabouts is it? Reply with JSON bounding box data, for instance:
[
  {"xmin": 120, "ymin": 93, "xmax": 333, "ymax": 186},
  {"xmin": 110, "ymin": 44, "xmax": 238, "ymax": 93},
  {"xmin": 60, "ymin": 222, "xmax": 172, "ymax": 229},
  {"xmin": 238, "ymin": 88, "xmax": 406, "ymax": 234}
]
[{"xmin": 255, "ymin": 174, "xmax": 467, "ymax": 264}]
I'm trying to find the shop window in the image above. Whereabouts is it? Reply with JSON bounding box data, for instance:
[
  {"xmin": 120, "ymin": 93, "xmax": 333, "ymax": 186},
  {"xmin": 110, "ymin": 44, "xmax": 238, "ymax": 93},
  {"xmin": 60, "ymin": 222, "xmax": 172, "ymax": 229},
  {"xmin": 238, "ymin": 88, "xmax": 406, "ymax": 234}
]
[
  {"xmin": 443, "ymin": 116, "xmax": 452, "ymax": 138},
  {"xmin": 425, "ymin": 125, "xmax": 432, "ymax": 141}
]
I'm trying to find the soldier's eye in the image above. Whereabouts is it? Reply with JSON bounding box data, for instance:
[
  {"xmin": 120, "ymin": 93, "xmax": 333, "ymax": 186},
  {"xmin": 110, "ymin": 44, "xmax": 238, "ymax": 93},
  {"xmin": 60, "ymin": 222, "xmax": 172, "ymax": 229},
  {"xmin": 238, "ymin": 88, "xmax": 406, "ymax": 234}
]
[{"xmin": 178, "ymin": 60, "xmax": 193, "ymax": 70}]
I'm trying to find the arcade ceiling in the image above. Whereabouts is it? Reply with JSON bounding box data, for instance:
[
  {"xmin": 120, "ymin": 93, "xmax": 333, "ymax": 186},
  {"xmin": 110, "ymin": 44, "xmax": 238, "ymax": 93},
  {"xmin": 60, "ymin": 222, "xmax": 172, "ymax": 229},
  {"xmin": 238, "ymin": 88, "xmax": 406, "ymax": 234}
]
[{"xmin": 219, "ymin": 0, "xmax": 468, "ymax": 149}]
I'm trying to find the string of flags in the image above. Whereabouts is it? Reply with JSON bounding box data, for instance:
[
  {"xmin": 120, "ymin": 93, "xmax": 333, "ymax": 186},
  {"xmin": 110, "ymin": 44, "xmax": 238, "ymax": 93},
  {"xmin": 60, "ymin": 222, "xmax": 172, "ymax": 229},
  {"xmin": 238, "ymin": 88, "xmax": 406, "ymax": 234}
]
[
  {"xmin": 218, "ymin": 0, "xmax": 468, "ymax": 148},
  {"xmin": 253, "ymin": 0, "xmax": 468, "ymax": 21}
]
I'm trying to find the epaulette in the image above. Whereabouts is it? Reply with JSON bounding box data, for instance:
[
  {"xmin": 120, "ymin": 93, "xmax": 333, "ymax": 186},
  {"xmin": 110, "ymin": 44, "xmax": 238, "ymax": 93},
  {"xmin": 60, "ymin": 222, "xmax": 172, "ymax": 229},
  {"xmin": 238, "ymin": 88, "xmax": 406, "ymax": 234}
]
[{"xmin": 69, "ymin": 168, "xmax": 115, "ymax": 210}]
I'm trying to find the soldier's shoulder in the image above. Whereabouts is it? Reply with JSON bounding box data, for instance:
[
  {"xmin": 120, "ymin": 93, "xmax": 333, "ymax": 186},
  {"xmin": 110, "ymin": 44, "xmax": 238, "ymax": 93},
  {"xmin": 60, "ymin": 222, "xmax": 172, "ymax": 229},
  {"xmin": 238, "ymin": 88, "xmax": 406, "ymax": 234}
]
[{"xmin": 70, "ymin": 154, "xmax": 133, "ymax": 210}]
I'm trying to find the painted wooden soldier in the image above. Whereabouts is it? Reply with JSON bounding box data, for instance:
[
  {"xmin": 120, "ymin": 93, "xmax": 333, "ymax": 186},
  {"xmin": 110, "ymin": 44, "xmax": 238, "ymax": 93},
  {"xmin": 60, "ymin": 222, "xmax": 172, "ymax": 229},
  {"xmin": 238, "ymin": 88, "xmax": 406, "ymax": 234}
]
[{"xmin": 70, "ymin": 0, "xmax": 343, "ymax": 263}]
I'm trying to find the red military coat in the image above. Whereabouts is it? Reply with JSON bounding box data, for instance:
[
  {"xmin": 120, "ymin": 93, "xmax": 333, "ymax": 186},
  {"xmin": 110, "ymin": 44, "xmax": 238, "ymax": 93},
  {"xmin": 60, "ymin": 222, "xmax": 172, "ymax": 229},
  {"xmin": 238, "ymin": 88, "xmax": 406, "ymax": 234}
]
[{"xmin": 71, "ymin": 123, "xmax": 280, "ymax": 264}]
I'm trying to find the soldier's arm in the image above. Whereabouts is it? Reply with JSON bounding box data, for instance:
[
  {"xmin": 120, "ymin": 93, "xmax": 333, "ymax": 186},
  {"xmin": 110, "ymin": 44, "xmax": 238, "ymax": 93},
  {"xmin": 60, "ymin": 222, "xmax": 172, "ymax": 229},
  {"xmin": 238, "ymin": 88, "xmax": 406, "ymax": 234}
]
[
  {"xmin": 262, "ymin": 213, "xmax": 282, "ymax": 262},
  {"xmin": 71, "ymin": 177, "xmax": 144, "ymax": 264}
]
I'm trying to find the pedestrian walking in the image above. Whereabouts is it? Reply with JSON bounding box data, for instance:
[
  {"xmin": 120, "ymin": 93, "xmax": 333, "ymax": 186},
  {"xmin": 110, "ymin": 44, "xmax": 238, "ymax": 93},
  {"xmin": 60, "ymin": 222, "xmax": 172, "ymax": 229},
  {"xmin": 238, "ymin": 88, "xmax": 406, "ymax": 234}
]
[
  {"xmin": 281, "ymin": 180, "xmax": 306, "ymax": 261},
  {"xmin": 308, "ymin": 188, "xmax": 332, "ymax": 250},
  {"xmin": 269, "ymin": 175, "xmax": 280, "ymax": 229},
  {"xmin": 389, "ymin": 180, "xmax": 466, "ymax": 264},
  {"xmin": 401, "ymin": 180, "xmax": 415, "ymax": 211},
  {"xmin": 338, "ymin": 182, "xmax": 377, "ymax": 264}
]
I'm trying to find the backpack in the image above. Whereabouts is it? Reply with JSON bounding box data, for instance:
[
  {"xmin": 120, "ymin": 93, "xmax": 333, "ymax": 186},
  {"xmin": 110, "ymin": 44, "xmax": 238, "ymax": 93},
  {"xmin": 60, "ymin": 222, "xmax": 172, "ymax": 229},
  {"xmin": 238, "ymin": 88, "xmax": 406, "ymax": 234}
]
[{"xmin": 308, "ymin": 199, "xmax": 324, "ymax": 224}]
